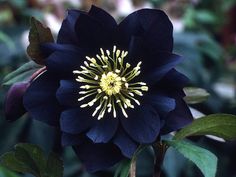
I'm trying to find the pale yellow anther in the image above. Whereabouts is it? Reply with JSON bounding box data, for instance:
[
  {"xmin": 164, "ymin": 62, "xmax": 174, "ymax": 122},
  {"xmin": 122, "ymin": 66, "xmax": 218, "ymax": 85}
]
[
  {"xmin": 80, "ymin": 104, "xmax": 88, "ymax": 108},
  {"xmin": 113, "ymin": 46, "xmax": 117, "ymax": 53},
  {"xmin": 84, "ymin": 61, "xmax": 89, "ymax": 67},
  {"xmin": 90, "ymin": 58, "xmax": 96, "ymax": 63},
  {"xmin": 126, "ymin": 63, "xmax": 131, "ymax": 68},
  {"xmin": 115, "ymin": 69, "xmax": 120, "ymax": 73},
  {"xmin": 88, "ymin": 101, "xmax": 94, "ymax": 107},
  {"xmin": 86, "ymin": 56, "xmax": 91, "ymax": 60},
  {"xmin": 94, "ymin": 75, "xmax": 99, "ymax": 80},
  {"xmin": 141, "ymin": 86, "xmax": 149, "ymax": 91},
  {"xmin": 100, "ymin": 48, "xmax": 104, "ymax": 55},
  {"xmin": 73, "ymin": 70, "xmax": 80, "ymax": 74},
  {"xmin": 129, "ymin": 92, "xmax": 134, "ymax": 97},
  {"xmin": 80, "ymin": 66, "xmax": 87, "ymax": 70},
  {"xmin": 134, "ymin": 90, "xmax": 143, "ymax": 96},
  {"xmin": 116, "ymin": 50, "xmax": 120, "ymax": 57},
  {"xmin": 106, "ymin": 50, "xmax": 110, "ymax": 56}
]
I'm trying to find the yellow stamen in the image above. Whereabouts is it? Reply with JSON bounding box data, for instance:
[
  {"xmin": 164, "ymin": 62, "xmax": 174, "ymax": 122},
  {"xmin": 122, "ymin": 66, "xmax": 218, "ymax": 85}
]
[{"xmin": 73, "ymin": 46, "xmax": 148, "ymax": 120}]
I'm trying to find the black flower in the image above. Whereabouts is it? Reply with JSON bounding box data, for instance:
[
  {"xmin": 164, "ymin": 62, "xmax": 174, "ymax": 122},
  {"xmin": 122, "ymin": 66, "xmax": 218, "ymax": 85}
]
[{"xmin": 22, "ymin": 6, "xmax": 193, "ymax": 172}]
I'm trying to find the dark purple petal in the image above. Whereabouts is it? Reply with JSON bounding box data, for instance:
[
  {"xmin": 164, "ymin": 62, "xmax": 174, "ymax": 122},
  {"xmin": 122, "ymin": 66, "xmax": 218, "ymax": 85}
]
[
  {"xmin": 117, "ymin": 9, "xmax": 173, "ymax": 52},
  {"xmin": 46, "ymin": 49, "xmax": 85, "ymax": 76},
  {"xmin": 4, "ymin": 82, "xmax": 29, "ymax": 121},
  {"xmin": 60, "ymin": 107, "xmax": 93, "ymax": 134},
  {"xmin": 113, "ymin": 128, "xmax": 138, "ymax": 158},
  {"xmin": 88, "ymin": 5, "xmax": 117, "ymax": 29},
  {"xmin": 142, "ymin": 52, "xmax": 183, "ymax": 84},
  {"xmin": 61, "ymin": 132, "xmax": 84, "ymax": 146},
  {"xmin": 56, "ymin": 80, "xmax": 80, "ymax": 107},
  {"xmin": 74, "ymin": 12, "xmax": 115, "ymax": 51},
  {"xmin": 145, "ymin": 93, "xmax": 176, "ymax": 118},
  {"xmin": 40, "ymin": 43, "xmax": 84, "ymax": 58},
  {"xmin": 121, "ymin": 104, "xmax": 160, "ymax": 143},
  {"xmin": 157, "ymin": 69, "xmax": 190, "ymax": 90},
  {"xmin": 57, "ymin": 10, "xmax": 81, "ymax": 44},
  {"xmin": 86, "ymin": 116, "xmax": 119, "ymax": 143},
  {"xmin": 161, "ymin": 98, "xmax": 193, "ymax": 134},
  {"xmin": 73, "ymin": 141, "xmax": 123, "ymax": 172},
  {"xmin": 23, "ymin": 72, "xmax": 61, "ymax": 126}
]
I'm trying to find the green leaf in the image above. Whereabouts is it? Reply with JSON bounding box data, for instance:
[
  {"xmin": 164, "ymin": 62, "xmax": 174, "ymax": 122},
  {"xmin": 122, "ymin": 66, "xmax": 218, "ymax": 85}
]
[
  {"xmin": 0, "ymin": 152, "xmax": 37, "ymax": 176},
  {"xmin": 2, "ymin": 61, "xmax": 42, "ymax": 86},
  {"xmin": 194, "ymin": 10, "xmax": 216, "ymax": 24},
  {"xmin": 166, "ymin": 140, "xmax": 217, "ymax": 177},
  {"xmin": 1, "ymin": 144, "xmax": 64, "ymax": 177},
  {"xmin": 14, "ymin": 143, "xmax": 47, "ymax": 177},
  {"xmin": 0, "ymin": 165, "xmax": 20, "ymax": 177},
  {"xmin": 46, "ymin": 152, "xmax": 63, "ymax": 177},
  {"xmin": 184, "ymin": 87, "xmax": 210, "ymax": 104},
  {"xmin": 174, "ymin": 114, "xmax": 236, "ymax": 141},
  {"xmin": 114, "ymin": 159, "xmax": 131, "ymax": 177},
  {"xmin": 27, "ymin": 17, "xmax": 54, "ymax": 65}
]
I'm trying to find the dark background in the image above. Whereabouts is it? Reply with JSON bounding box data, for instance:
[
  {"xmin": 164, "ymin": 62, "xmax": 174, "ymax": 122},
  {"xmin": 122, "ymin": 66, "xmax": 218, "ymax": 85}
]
[{"xmin": 0, "ymin": 0, "xmax": 236, "ymax": 177}]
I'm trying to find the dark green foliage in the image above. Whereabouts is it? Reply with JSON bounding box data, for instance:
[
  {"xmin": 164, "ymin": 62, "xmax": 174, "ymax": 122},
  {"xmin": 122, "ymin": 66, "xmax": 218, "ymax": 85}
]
[
  {"xmin": 174, "ymin": 114, "xmax": 236, "ymax": 141},
  {"xmin": 166, "ymin": 140, "xmax": 217, "ymax": 177},
  {"xmin": 0, "ymin": 144, "xmax": 63, "ymax": 177}
]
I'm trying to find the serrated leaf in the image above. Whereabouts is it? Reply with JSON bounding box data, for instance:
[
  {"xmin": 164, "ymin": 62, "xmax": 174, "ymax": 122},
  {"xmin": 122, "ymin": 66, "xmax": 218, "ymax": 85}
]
[
  {"xmin": 174, "ymin": 114, "xmax": 236, "ymax": 141},
  {"xmin": 0, "ymin": 152, "xmax": 37, "ymax": 176},
  {"xmin": 46, "ymin": 152, "xmax": 63, "ymax": 177},
  {"xmin": 27, "ymin": 17, "xmax": 54, "ymax": 65},
  {"xmin": 184, "ymin": 87, "xmax": 210, "ymax": 104},
  {"xmin": 2, "ymin": 61, "xmax": 42, "ymax": 86},
  {"xmin": 14, "ymin": 144, "xmax": 47, "ymax": 177},
  {"xmin": 166, "ymin": 140, "xmax": 217, "ymax": 177}
]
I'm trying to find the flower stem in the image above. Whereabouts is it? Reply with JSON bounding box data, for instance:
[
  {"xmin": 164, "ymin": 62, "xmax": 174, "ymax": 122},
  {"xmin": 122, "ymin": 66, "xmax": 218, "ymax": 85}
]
[
  {"xmin": 153, "ymin": 142, "xmax": 168, "ymax": 177},
  {"xmin": 129, "ymin": 160, "xmax": 136, "ymax": 177}
]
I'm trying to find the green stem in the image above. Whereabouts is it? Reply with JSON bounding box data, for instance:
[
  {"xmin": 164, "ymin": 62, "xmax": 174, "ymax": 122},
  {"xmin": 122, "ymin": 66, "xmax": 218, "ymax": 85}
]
[{"xmin": 153, "ymin": 142, "xmax": 168, "ymax": 177}]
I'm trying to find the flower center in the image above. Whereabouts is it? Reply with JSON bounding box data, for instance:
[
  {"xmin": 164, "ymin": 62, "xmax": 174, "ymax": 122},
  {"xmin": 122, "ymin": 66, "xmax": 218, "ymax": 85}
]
[
  {"xmin": 73, "ymin": 46, "xmax": 148, "ymax": 120},
  {"xmin": 100, "ymin": 72, "xmax": 122, "ymax": 96}
]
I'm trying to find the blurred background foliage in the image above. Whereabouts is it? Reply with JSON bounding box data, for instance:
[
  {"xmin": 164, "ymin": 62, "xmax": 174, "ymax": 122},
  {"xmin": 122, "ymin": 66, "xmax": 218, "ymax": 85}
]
[{"xmin": 0, "ymin": 0, "xmax": 236, "ymax": 177}]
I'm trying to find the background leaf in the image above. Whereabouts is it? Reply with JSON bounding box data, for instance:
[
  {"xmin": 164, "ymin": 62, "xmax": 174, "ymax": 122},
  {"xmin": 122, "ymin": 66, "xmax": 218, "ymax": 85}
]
[
  {"xmin": 0, "ymin": 165, "xmax": 20, "ymax": 177},
  {"xmin": 184, "ymin": 87, "xmax": 210, "ymax": 104},
  {"xmin": 2, "ymin": 61, "xmax": 42, "ymax": 86},
  {"xmin": 0, "ymin": 152, "xmax": 37, "ymax": 176},
  {"xmin": 174, "ymin": 114, "xmax": 236, "ymax": 140},
  {"xmin": 46, "ymin": 152, "xmax": 63, "ymax": 177},
  {"xmin": 14, "ymin": 143, "xmax": 46, "ymax": 177},
  {"xmin": 27, "ymin": 17, "xmax": 54, "ymax": 65},
  {"xmin": 166, "ymin": 140, "xmax": 217, "ymax": 177},
  {"xmin": 0, "ymin": 143, "xmax": 63, "ymax": 177}
]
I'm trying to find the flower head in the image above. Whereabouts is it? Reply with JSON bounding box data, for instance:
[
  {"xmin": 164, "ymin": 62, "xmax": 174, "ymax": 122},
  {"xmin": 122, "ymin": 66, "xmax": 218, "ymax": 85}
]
[{"xmin": 22, "ymin": 6, "xmax": 193, "ymax": 172}]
